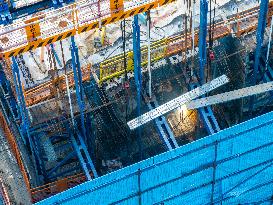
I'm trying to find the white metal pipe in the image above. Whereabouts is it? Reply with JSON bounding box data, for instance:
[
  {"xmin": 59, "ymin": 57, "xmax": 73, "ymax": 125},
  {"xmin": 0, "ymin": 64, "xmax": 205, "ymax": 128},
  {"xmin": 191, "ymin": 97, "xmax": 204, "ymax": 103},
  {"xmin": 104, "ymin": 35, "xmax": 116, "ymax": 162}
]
[
  {"xmin": 147, "ymin": 13, "xmax": 152, "ymax": 98},
  {"xmin": 266, "ymin": 15, "xmax": 273, "ymax": 68},
  {"xmin": 191, "ymin": 0, "xmax": 195, "ymax": 76},
  {"xmin": 65, "ymin": 74, "xmax": 75, "ymax": 126},
  {"xmin": 187, "ymin": 81, "xmax": 273, "ymax": 110}
]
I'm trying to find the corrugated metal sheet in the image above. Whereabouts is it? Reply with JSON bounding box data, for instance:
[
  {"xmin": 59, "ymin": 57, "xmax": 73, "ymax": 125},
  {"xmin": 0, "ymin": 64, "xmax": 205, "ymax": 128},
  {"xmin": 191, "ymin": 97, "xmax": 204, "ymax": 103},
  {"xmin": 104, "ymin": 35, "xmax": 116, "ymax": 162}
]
[{"xmin": 37, "ymin": 111, "xmax": 273, "ymax": 205}]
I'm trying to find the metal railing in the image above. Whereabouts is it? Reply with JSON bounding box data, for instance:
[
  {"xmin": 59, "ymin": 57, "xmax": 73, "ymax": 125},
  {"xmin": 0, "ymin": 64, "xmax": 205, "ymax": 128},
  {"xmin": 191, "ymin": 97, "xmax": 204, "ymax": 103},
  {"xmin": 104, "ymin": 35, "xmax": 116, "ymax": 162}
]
[
  {"xmin": 31, "ymin": 172, "xmax": 88, "ymax": 203},
  {"xmin": 0, "ymin": 0, "xmax": 176, "ymax": 58}
]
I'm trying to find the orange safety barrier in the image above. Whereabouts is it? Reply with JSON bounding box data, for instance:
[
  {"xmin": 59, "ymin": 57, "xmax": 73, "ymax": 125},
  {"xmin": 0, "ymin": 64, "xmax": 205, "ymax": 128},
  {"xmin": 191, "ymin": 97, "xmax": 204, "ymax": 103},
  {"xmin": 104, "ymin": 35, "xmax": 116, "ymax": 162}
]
[
  {"xmin": 24, "ymin": 64, "xmax": 91, "ymax": 106},
  {"xmin": 31, "ymin": 172, "xmax": 89, "ymax": 203},
  {"xmin": 0, "ymin": 113, "xmax": 31, "ymax": 193}
]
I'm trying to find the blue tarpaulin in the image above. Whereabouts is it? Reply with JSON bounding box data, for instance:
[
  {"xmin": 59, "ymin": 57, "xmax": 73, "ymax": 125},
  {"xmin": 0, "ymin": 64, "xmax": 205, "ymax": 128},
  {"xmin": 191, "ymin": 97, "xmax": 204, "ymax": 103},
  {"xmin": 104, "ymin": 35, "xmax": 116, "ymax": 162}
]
[{"xmin": 37, "ymin": 111, "xmax": 273, "ymax": 205}]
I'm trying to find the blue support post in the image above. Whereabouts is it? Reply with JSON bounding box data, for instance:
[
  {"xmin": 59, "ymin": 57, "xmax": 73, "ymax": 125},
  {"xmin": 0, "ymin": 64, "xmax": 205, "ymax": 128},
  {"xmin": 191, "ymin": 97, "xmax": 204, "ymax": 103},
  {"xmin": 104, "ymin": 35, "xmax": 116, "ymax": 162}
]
[
  {"xmin": 50, "ymin": 44, "xmax": 62, "ymax": 68},
  {"xmin": 198, "ymin": 107, "xmax": 220, "ymax": 134},
  {"xmin": 70, "ymin": 131, "xmax": 98, "ymax": 180},
  {"xmin": 69, "ymin": 38, "xmax": 98, "ymax": 179},
  {"xmin": 147, "ymin": 96, "xmax": 178, "ymax": 150},
  {"xmin": 249, "ymin": 0, "xmax": 269, "ymax": 112},
  {"xmin": 253, "ymin": 0, "xmax": 269, "ymax": 85},
  {"xmin": 190, "ymin": 83, "xmax": 220, "ymax": 135},
  {"xmin": 197, "ymin": 0, "xmax": 220, "ymax": 135},
  {"xmin": 11, "ymin": 57, "xmax": 30, "ymax": 144},
  {"xmin": 198, "ymin": 0, "xmax": 208, "ymax": 85},
  {"xmin": 0, "ymin": 0, "xmax": 12, "ymax": 25},
  {"xmin": 46, "ymin": 151, "xmax": 76, "ymax": 178},
  {"xmin": 133, "ymin": 15, "xmax": 142, "ymax": 115},
  {"xmin": 133, "ymin": 15, "xmax": 143, "ymax": 159},
  {"xmin": 11, "ymin": 57, "xmax": 44, "ymax": 176},
  {"xmin": 32, "ymin": 132, "xmax": 47, "ymax": 176},
  {"xmin": 70, "ymin": 36, "xmax": 87, "ymax": 141},
  {"xmin": 0, "ymin": 67, "xmax": 19, "ymax": 120},
  {"xmin": 52, "ymin": 0, "xmax": 64, "ymax": 8}
]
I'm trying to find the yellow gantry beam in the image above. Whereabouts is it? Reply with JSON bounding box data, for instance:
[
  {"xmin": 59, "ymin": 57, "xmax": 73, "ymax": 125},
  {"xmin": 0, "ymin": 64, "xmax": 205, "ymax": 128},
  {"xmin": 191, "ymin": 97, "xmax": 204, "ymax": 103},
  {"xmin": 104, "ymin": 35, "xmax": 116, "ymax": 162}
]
[{"xmin": 0, "ymin": 0, "xmax": 176, "ymax": 59}]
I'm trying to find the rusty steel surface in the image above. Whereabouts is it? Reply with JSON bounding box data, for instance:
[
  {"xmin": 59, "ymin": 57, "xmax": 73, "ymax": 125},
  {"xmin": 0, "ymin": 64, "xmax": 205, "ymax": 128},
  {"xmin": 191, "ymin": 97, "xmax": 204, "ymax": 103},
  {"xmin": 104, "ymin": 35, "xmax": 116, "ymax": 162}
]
[
  {"xmin": 24, "ymin": 64, "xmax": 91, "ymax": 106},
  {"xmin": 31, "ymin": 172, "xmax": 88, "ymax": 203}
]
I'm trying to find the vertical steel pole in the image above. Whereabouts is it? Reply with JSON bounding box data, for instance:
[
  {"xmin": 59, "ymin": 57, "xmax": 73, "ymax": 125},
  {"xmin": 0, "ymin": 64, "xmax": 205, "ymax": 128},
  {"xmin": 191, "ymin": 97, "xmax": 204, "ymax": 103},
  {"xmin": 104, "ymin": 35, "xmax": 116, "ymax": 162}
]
[
  {"xmin": 70, "ymin": 36, "xmax": 87, "ymax": 140},
  {"xmin": 249, "ymin": 0, "xmax": 269, "ymax": 112},
  {"xmin": 11, "ymin": 57, "xmax": 43, "ymax": 176},
  {"xmin": 253, "ymin": 0, "xmax": 269, "ymax": 84},
  {"xmin": 11, "ymin": 57, "xmax": 30, "ymax": 145},
  {"xmin": 266, "ymin": 15, "xmax": 273, "ymax": 69},
  {"xmin": 191, "ymin": 0, "xmax": 196, "ymax": 76},
  {"xmin": 198, "ymin": 0, "xmax": 208, "ymax": 85},
  {"xmin": 65, "ymin": 74, "xmax": 75, "ymax": 126},
  {"xmin": 147, "ymin": 12, "xmax": 152, "ymax": 98},
  {"xmin": 133, "ymin": 15, "xmax": 143, "ymax": 160}
]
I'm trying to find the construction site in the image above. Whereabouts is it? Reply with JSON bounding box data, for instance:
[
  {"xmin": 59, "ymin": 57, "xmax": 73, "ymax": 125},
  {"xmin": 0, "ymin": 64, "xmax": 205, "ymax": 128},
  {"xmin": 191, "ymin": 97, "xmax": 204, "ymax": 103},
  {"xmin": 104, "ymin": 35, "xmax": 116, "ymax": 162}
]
[{"xmin": 0, "ymin": 0, "xmax": 273, "ymax": 204}]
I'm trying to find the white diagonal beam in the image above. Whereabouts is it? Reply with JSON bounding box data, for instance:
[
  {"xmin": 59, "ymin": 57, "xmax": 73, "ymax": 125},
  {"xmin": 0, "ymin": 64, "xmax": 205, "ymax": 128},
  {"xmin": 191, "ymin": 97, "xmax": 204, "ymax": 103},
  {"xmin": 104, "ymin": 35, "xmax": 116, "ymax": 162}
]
[
  {"xmin": 127, "ymin": 75, "xmax": 229, "ymax": 130},
  {"xmin": 186, "ymin": 81, "xmax": 273, "ymax": 110}
]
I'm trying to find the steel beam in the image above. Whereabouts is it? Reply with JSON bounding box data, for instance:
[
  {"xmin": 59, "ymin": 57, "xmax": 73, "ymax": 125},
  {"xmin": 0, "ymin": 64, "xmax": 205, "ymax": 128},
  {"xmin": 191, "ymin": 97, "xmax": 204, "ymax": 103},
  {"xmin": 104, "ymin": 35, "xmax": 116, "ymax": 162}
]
[
  {"xmin": 133, "ymin": 15, "xmax": 143, "ymax": 159},
  {"xmin": 249, "ymin": 0, "xmax": 269, "ymax": 111},
  {"xmin": 188, "ymin": 81, "xmax": 273, "ymax": 109},
  {"xmin": 198, "ymin": 0, "xmax": 208, "ymax": 84},
  {"xmin": 11, "ymin": 56, "xmax": 44, "ymax": 176},
  {"xmin": 70, "ymin": 36, "xmax": 87, "ymax": 140},
  {"xmin": 70, "ymin": 131, "xmax": 98, "ymax": 180},
  {"xmin": 0, "ymin": 68, "xmax": 19, "ymax": 120},
  {"xmin": 146, "ymin": 96, "xmax": 178, "ymax": 150},
  {"xmin": 190, "ymin": 83, "xmax": 220, "ymax": 135},
  {"xmin": 128, "ymin": 75, "xmax": 229, "ymax": 130},
  {"xmin": 50, "ymin": 44, "xmax": 62, "ymax": 68},
  {"xmin": 46, "ymin": 151, "xmax": 76, "ymax": 178},
  {"xmin": 11, "ymin": 57, "xmax": 31, "ymax": 144},
  {"xmin": 253, "ymin": 0, "xmax": 269, "ymax": 84}
]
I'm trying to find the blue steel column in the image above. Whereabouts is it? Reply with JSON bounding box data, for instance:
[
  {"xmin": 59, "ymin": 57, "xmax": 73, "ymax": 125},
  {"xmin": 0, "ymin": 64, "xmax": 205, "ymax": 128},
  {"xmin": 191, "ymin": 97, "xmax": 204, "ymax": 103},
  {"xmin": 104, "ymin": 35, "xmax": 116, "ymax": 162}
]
[
  {"xmin": 11, "ymin": 57, "xmax": 43, "ymax": 175},
  {"xmin": 11, "ymin": 57, "xmax": 31, "ymax": 145},
  {"xmin": 250, "ymin": 0, "xmax": 269, "ymax": 111},
  {"xmin": 0, "ymin": 66, "xmax": 19, "ymax": 121},
  {"xmin": 70, "ymin": 37, "xmax": 98, "ymax": 178},
  {"xmin": 50, "ymin": 44, "xmax": 62, "ymax": 67},
  {"xmin": 198, "ymin": 0, "xmax": 208, "ymax": 85},
  {"xmin": 133, "ymin": 15, "xmax": 143, "ymax": 160},
  {"xmin": 253, "ymin": 0, "xmax": 269, "ymax": 85},
  {"xmin": 70, "ymin": 36, "xmax": 87, "ymax": 140}
]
